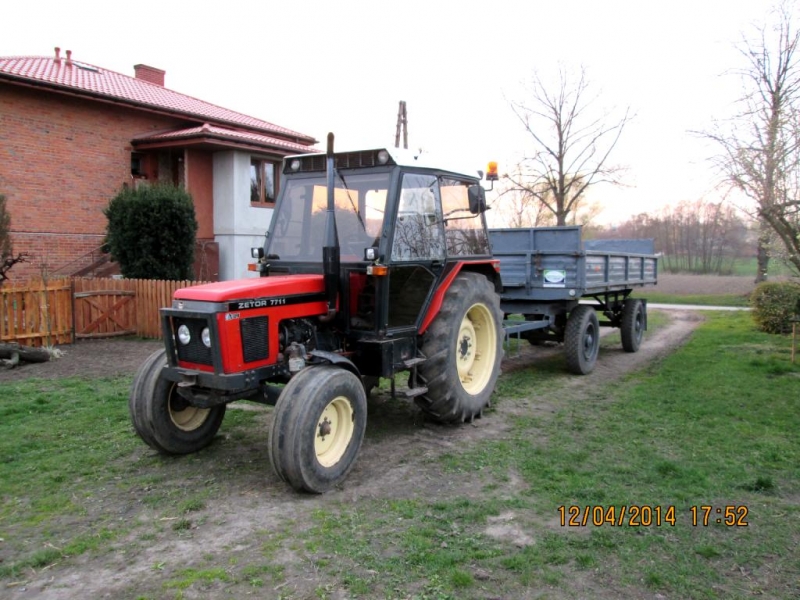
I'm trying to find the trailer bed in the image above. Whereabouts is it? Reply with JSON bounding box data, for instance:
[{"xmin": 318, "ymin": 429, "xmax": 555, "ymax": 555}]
[{"xmin": 488, "ymin": 226, "xmax": 657, "ymax": 302}]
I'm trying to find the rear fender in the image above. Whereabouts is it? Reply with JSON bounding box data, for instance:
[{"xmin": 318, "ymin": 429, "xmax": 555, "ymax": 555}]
[{"xmin": 418, "ymin": 260, "xmax": 501, "ymax": 334}]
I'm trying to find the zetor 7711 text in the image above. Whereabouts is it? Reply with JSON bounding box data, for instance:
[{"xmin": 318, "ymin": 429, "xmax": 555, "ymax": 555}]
[{"xmin": 130, "ymin": 134, "xmax": 658, "ymax": 493}]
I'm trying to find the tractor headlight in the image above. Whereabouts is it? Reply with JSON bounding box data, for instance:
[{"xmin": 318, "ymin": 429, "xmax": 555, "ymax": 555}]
[
  {"xmin": 177, "ymin": 324, "xmax": 191, "ymax": 345},
  {"xmin": 201, "ymin": 327, "xmax": 211, "ymax": 348}
]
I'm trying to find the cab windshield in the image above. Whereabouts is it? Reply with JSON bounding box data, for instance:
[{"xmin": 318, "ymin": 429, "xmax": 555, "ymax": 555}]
[{"xmin": 267, "ymin": 172, "xmax": 390, "ymax": 262}]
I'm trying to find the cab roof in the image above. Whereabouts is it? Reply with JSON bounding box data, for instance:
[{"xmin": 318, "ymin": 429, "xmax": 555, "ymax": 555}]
[{"xmin": 284, "ymin": 147, "xmax": 483, "ymax": 181}]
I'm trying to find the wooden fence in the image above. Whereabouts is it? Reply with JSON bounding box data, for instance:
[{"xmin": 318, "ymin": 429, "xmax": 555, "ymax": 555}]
[
  {"xmin": 0, "ymin": 278, "xmax": 74, "ymax": 347},
  {"xmin": 1, "ymin": 277, "xmax": 209, "ymax": 346}
]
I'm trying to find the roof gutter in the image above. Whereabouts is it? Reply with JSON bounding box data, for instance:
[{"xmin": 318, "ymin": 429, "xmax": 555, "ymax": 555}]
[{"xmin": 131, "ymin": 135, "xmax": 309, "ymax": 156}]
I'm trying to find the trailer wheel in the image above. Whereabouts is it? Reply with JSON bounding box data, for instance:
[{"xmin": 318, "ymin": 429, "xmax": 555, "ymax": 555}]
[
  {"xmin": 565, "ymin": 305, "xmax": 600, "ymax": 375},
  {"xmin": 416, "ymin": 272, "xmax": 503, "ymax": 423},
  {"xmin": 268, "ymin": 366, "xmax": 367, "ymax": 493},
  {"xmin": 620, "ymin": 299, "xmax": 645, "ymax": 353},
  {"xmin": 129, "ymin": 349, "xmax": 226, "ymax": 454}
]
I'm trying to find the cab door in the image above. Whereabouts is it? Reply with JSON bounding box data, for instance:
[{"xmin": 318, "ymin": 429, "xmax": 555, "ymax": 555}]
[{"xmin": 385, "ymin": 173, "xmax": 445, "ymax": 329}]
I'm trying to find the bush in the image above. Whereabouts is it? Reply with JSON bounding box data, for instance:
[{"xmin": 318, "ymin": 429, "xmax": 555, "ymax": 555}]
[
  {"xmin": 104, "ymin": 184, "xmax": 198, "ymax": 280},
  {"xmin": 750, "ymin": 281, "xmax": 800, "ymax": 334}
]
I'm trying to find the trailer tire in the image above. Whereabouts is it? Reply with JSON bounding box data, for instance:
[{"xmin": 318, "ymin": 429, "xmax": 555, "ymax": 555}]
[
  {"xmin": 620, "ymin": 299, "xmax": 645, "ymax": 353},
  {"xmin": 565, "ymin": 305, "xmax": 600, "ymax": 375},
  {"xmin": 268, "ymin": 366, "xmax": 367, "ymax": 493},
  {"xmin": 416, "ymin": 272, "xmax": 503, "ymax": 423},
  {"xmin": 130, "ymin": 349, "xmax": 226, "ymax": 454}
]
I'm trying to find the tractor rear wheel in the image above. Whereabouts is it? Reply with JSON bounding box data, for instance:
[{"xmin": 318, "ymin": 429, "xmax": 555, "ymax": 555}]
[
  {"xmin": 564, "ymin": 305, "xmax": 600, "ymax": 375},
  {"xmin": 620, "ymin": 299, "xmax": 645, "ymax": 353},
  {"xmin": 129, "ymin": 349, "xmax": 226, "ymax": 454},
  {"xmin": 416, "ymin": 272, "xmax": 503, "ymax": 423},
  {"xmin": 268, "ymin": 366, "xmax": 367, "ymax": 493}
]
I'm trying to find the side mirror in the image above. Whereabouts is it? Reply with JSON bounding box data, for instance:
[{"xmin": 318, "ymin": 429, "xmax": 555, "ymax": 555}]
[{"xmin": 468, "ymin": 185, "xmax": 487, "ymax": 214}]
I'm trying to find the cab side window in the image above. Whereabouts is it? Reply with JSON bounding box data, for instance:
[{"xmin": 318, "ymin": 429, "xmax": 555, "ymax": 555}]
[
  {"xmin": 391, "ymin": 174, "xmax": 445, "ymax": 261},
  {"xmin": 440, "ymin": 178, "xmax": 491, "ymax": 256}
]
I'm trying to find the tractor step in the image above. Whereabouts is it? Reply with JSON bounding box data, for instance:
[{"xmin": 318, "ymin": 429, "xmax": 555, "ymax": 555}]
[
  {"xmin": 404, "ymin": 357, "xmax": 426, "ymax": 368},
  {"xmin": 401, "ymin": 386, "xmax": 428, "ymax": 399}
]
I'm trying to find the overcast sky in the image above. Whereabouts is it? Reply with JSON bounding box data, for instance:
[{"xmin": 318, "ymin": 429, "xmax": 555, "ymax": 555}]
[{"xmin": 3, "ymin": 0, "xmax": 786, "ymax": 223}]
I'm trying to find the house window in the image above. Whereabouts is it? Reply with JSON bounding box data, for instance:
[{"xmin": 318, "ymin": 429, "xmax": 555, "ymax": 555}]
[
  {"xmin": 131, "ymin": 152, "xmax": 144, "ymax": 177},
  {"xmin": 250, "ymin": 159, "xmax": 278, "ymax": 205}
]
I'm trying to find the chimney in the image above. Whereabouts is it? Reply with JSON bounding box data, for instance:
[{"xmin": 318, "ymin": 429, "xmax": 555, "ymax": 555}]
[
  {"xmin": 65, "ymin": 50, "xmax": 72, "ymax": 66},
  {"xmin": 134, "ymin": 64, "xmax": 165, "ymax": 87},
  {"xmin": 54, "ymin": 47, "xmax": 61, "ymax": 64}
]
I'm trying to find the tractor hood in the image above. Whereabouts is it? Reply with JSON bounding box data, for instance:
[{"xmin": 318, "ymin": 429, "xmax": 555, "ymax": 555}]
[{"xmin": 173, "ymin": 274, "xmax": 325, "ymax": 303}]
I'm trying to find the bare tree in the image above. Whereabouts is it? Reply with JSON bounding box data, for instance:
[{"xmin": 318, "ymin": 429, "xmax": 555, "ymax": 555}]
[
  {"xmin": 705, "ymin": 3, "xmax": 800, "ymax": 279},
  {"xmin": 505, "ymin": 67, "xmax": 632, "ymax": 226},
  {"xmin": 0, "ymin": 194, "xmax": 29, "ymax": 284},
  {"xmin": 489, "ymin": 166, "xmax": 556, "ymax": 229}
]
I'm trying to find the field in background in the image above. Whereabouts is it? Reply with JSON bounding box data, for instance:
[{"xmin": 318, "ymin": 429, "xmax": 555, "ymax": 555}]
[{"xmin": 634, "ymin": 273, "xmax": 756, "ymax": 307}]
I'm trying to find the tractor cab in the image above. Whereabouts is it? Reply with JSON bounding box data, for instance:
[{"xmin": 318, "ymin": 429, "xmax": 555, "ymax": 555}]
[{"xmin": 255, "ymin": 147, "xmax": 496, "ymax": 363}]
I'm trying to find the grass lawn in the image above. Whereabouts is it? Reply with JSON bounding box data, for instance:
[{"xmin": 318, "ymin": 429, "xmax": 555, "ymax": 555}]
[{"xmin": 1, "ymin": 311, "xmax": 798, "ymax": 598}]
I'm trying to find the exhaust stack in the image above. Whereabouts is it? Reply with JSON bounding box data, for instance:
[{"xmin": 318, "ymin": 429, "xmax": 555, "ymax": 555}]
[{"xmin": 322, "ymin": 132, "xmax": 340, "ymax": 317}]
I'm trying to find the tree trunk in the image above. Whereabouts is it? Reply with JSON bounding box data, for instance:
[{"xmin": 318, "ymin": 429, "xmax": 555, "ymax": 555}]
[
  {"xmin": 0, "ymin": 343, "xmax": 52, "ymax": 366},
  {"xmin": 755, "ymin": 222, "xmax": 770, "ymax": 284}
]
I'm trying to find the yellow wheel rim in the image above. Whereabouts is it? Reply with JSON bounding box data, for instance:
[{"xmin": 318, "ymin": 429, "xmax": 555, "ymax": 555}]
[
  {"xmin": 315, "ymin": 396, "xmax": 355, "ymax": 467},
  {"xmin": 456, "ymin": 302, "xmax": 497, "ymax": 395},
  {"xmin": 168, "ymin": 384, "xmax": 210, "ymax": 432}
]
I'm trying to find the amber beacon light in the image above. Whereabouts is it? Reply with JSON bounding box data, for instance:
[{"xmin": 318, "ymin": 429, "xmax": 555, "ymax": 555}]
[{"xmin": 486, "ymin": 161, "xmax": 499, "ymax": 182}]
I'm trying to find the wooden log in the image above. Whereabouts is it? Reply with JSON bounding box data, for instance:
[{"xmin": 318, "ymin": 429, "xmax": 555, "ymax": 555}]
[{"xmin": 0, "ymin": 342, "xmax": 52, "ymax": 363}]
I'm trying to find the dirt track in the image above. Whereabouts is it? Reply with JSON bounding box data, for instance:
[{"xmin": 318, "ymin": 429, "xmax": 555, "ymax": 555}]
[{"xmin": 2, "ymin": 308, "xmax": 704, "ymax": 599}]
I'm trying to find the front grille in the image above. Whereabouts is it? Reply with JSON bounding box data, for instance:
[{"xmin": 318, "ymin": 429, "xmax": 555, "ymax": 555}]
[
  {"xmin": 173, "ymin": 317, "xmax": 213, "ymax": 366},
  {"xmin": 241, "ymin": 316, "xmax": 269, "ymax": 363}
]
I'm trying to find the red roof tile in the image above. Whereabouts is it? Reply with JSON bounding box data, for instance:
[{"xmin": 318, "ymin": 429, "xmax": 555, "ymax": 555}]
[
  {"xmin": 134, "ymin": 124, "xmax": 318, "ymax": 154},
  {"xmin": 0, "ymin": 55, "xmax": 316, "ymax": 144}
]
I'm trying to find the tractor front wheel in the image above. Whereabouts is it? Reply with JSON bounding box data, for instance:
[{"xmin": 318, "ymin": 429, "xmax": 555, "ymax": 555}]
[
  {"xmin": 268, "ymin": 366, "xmax": 367, "ymax": 493},
  {"xmin": 129, "ymin": 349, "xmax": 226, "ymax": 454},
  {"xmin": 416, "ymin": 272, "xmax": 503, "ymax": 423}
]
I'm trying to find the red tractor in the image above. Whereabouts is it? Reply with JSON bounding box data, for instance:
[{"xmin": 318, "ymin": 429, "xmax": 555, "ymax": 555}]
[{"xmin": 130, "ymin": 134, "xmax": 504, "ymax": 493}]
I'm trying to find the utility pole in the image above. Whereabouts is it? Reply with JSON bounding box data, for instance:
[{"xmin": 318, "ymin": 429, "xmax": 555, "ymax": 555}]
[{"xmin": 394, "ymin": 100, "xmax": 408, "ymax": 149}]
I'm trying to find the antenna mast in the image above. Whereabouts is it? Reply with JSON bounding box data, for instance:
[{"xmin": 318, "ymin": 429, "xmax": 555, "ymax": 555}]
[{"xmin": 394, "ymin": 100, "xmax": 408, "ymax": 149}]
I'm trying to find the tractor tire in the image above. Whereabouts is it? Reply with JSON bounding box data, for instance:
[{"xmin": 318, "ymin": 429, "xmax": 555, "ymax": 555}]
[
  {"xmin": 564, "ymin": 305, "xmax": 600, "ymax": 375},
  {"xmin": 620, "ymin": 299, "xmax": 645, "ymax": 353},
  {"xmin": 268, "ymin": 366, "xmax": 367, "ymax": 493},
  {"xmin": 129, "ymin": 349, "xmax": 226, "ymax": 454},
  {"xmin": 129, "ymin": 349, "xmax": 166, "ymax": 450},
  {"xmin": 415, "ymin": 272, "xmax": 503, "ymax": 423}
]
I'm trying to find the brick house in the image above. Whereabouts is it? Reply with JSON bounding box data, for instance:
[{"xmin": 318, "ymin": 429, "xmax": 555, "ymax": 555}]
[{"xmin": 0, "ymin": 48, "xmax": 317, "ymax": 281}]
